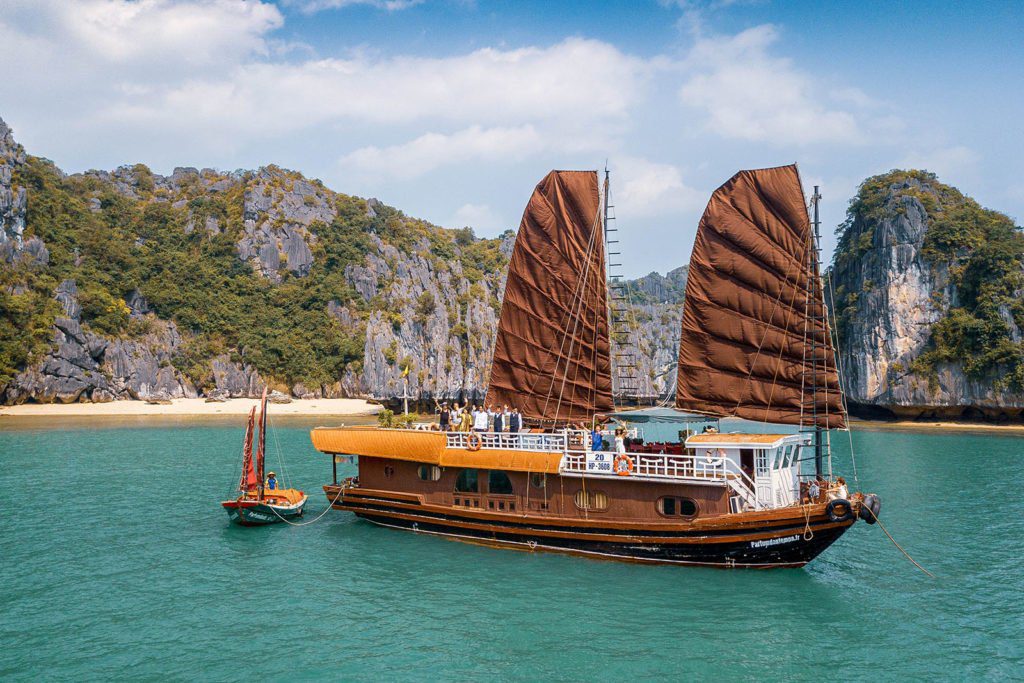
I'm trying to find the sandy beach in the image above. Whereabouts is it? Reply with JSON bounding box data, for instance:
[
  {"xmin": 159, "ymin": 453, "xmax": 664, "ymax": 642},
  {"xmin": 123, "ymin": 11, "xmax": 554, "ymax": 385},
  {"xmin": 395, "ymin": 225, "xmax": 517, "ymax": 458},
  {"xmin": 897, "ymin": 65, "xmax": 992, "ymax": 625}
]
[
  {"xmin": 0, "ymin": 397, "xmax": 383, "ymax": 418},
  {"xmin": 850, "ymin": 417, "xmax": 1024, "ymax": 435}
]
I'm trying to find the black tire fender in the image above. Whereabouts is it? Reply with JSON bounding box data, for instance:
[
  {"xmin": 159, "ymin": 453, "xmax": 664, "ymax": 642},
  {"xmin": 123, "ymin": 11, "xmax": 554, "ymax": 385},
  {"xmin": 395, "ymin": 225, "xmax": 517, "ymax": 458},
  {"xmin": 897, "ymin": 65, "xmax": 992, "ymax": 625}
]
[
  {"xmin": 826, "ymin": 498, "xmax": 854, "ymax": 523},
  {"xmin": 859, "ymin": 493, "xmax": 881, "ymax": 525}
]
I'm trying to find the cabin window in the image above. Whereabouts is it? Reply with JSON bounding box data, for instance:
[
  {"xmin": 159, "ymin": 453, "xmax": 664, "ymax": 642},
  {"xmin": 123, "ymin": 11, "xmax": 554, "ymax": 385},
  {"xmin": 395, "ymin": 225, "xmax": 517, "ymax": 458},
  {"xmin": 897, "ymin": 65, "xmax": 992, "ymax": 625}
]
[
  {"xmin": 574, "ymin": 490, "xmax": 608, "ymax": 511},
  {"xmin": 488, "ymin": 470, "xmax": 514, "ymax": 495},
  {"xmin": 417, "ymin": 464, "xmax": 441, "ymax": 481},
  {"xmin": 383, "ymin": 465, "xmax": 395, "ymax": 479},
  {"xmin": 530, "ymin": 473, "xmax": 547, "ymax": 489},
  {"xmin": 455, "ymin": 469, "xmax": 479, "ymax": 493},
  {"xmin": 659, "ymin": 496, "xmax": 698, "ymax": 517}
]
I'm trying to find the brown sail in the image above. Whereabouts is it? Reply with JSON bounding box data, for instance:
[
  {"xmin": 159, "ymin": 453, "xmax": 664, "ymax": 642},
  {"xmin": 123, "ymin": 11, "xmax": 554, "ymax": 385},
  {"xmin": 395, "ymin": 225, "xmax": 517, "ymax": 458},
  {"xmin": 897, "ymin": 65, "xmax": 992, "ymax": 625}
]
[
  {"xmin": 486, "ymin": 170, "xmax": 612, "ymax": 422},
  {"xmin": 675, "ymin": 164, "xmax": 845, "ymax": 429}
]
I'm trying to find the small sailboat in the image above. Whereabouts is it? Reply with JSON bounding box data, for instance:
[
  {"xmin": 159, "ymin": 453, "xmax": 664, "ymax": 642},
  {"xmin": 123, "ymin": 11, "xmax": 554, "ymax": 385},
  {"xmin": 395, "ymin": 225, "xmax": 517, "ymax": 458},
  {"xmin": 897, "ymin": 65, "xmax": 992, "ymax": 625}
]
[{"xmin": 222, "ymin": 388, "xmax": 307, "ymax": 525}]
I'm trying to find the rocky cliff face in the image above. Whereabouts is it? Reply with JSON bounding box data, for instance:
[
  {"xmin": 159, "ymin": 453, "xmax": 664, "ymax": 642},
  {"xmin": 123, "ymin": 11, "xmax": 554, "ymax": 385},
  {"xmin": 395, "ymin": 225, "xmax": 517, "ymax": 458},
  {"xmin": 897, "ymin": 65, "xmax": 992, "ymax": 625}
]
[
  {"xmin": 829, "ymin": 170, "xmax": 1024, "ymax": 419},
  {"xmin": 0, "ymin": 116, "xmax": 508, "ymax": 404}
]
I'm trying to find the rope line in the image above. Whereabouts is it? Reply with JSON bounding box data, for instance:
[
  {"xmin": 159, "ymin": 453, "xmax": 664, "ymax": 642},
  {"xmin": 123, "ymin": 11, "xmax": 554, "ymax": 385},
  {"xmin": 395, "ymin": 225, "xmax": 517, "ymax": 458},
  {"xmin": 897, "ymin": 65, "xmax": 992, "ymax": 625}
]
[{"xmin": 266, "ymin": 481, "xmax": 347, "ymax": 527}]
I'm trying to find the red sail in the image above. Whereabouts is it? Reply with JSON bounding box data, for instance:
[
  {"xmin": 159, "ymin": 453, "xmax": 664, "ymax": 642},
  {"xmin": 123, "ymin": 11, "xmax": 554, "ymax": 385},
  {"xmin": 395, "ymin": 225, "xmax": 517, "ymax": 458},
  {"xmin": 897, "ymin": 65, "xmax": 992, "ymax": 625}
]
[
  {"xmin": 486, "ymin": 170, "xmax": 612, "ymax": 423},
  {"xmin": 240, "ymin": 407, "xmax": 258, "ymax": 490},
  {"xmin": 675, "ymin": 165, "xmax": 845, "ymax": 429}
]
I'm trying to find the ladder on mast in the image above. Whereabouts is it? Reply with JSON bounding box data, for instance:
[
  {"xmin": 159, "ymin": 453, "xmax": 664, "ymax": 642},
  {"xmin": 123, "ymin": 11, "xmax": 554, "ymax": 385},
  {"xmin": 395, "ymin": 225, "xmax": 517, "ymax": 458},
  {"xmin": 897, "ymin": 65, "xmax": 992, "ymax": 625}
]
[{"xmin": 603, "ymin": 166, "xmax": 643, "ymax": 404}]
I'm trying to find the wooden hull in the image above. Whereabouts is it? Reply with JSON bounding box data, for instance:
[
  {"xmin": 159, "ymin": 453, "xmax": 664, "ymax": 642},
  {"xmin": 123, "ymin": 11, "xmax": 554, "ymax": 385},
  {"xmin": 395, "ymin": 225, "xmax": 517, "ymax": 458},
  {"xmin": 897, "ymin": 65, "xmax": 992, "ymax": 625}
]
[
  {"xmin": 324, "ymin": 484, "xmax": 855, "ymax": 568},
  {"xmin": 222, "ymin": 497, "xmax": 307, "ymax": 526}
]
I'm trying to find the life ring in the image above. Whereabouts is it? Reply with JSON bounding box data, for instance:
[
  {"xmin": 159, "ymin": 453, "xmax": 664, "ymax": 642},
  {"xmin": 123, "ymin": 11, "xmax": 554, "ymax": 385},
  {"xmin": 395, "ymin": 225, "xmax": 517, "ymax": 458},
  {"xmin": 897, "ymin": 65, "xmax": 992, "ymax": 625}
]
[
  {"xmin": 826, "ymin": 498, "xmax": 854, "ymax": 523},
  {"xmin": 467, "ymin": 432, "xmax": 483, "ymax": 452},
  {"xmin": 613, "ymin": 453, "xmax": 634, "ymax": 476}
]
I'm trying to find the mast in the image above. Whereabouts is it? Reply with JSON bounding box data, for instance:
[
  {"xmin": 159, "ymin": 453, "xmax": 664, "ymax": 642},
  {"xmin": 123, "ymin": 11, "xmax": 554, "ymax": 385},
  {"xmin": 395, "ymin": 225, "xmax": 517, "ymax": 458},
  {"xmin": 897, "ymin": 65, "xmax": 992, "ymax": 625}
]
[
  {"xmin": 809, "ymin": 185, "xmax": 823, "ymax": 479},
  {"xmin": 256, "ymin": 388, "xmax": 268, "ymax": 500}
]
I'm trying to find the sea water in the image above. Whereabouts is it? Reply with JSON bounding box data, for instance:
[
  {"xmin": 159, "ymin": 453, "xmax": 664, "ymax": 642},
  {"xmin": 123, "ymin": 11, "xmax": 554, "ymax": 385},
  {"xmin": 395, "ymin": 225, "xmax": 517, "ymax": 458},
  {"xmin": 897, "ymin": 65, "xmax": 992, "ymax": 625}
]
[{"xmin": 1, "ymin": 417, "xmax": 1021, "ymax": 680}]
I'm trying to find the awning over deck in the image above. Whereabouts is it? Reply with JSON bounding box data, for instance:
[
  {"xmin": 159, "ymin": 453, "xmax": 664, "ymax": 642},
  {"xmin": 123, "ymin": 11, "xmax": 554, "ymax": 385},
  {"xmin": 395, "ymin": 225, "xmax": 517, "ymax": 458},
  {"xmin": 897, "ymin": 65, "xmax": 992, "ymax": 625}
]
[{"xmin": 606, "ymin": 407, "xmax": 717, "ymax": 424}]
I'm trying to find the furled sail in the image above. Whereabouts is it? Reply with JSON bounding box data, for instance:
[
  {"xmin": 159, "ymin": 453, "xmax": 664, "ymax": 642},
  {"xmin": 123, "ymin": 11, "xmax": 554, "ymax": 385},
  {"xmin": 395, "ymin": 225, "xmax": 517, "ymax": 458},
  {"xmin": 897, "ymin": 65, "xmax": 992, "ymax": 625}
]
[
  {"xmin": 240, "ymin": 406, "xmax": 258, "ymax": 490},
  {"xmin": 486, "ymin": 170, "xmax": 612, "ymax": 422},
  {"xmin": 675, "ymin": 165, "xmax": 845, "ymax": 429}
]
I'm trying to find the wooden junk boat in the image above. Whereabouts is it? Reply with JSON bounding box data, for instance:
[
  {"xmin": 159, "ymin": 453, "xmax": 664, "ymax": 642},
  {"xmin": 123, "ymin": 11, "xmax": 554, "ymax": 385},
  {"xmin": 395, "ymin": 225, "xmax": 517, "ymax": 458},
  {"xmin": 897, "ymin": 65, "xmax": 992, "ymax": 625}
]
[
  {"xmin": 223, "ymin": 389, "xmax": 307, "ymax": 526},
  {"xmin": 310, "ymin": 167, "xmax": 881, "ymax": 567}
]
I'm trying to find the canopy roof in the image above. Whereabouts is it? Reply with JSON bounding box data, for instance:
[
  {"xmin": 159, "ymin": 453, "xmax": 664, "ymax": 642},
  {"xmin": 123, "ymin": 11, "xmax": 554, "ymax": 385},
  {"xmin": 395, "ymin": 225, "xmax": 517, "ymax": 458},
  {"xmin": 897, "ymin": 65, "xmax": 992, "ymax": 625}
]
[{"xmin": 605, "ymin": 407, "xmax": 714, "ymax": 424}]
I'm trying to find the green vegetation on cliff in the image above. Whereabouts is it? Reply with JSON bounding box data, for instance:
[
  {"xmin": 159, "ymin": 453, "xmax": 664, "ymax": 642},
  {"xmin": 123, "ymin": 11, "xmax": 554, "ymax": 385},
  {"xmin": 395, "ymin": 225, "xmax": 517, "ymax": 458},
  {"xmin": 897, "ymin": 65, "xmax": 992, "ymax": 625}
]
[
  {"xmin": 2, "ymin": 155, "xmax": 506, "ymax": 393},
  {"xmin": 833, "ymin": 170, "xmax": 1024, "ymax": 389}
]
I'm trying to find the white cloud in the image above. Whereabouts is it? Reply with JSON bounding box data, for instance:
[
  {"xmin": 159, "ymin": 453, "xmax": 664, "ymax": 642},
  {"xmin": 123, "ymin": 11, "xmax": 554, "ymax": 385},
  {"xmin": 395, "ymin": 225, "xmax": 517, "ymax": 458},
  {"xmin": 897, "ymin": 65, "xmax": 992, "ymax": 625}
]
[
  {"xmin": 0, "ymin": 0, "xmax": 282, "ymax": 74},
  {"xmin": 898, "ymin": 145, "xmax": 980, "ymax": 179},
  {"xmin": 340, "ymin": 125, "xmax": 543, "ymax": 180},
  {"xmin": 679, "ymin": 25, "xmax": 864, "ymax": 145},
  {"xmin": 116, "ymin": 38, "xmax": 649, "ymax": 136},
  {"xmin": 452, "ymin": 203, "xmax": 505, "ymax": 232},
  {"xmin": 612, "ymin": 156, "xmax": 704, "ymax": 218},
  {"xmin": 286, "ymin": 0, "xmax": 423, "ymax": 13}
]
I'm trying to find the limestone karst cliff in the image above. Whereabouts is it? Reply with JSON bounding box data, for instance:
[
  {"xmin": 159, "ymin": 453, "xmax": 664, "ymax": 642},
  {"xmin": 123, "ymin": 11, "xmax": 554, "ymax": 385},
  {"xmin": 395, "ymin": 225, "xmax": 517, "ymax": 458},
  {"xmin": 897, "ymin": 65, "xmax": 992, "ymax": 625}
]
[
  {"xmin": 829, "ymin": 170, "xmax": 1024, "ymax": 419},
  {"xmin": 0, "ymin": 116, "xmax": 508, "ymax": 404}
]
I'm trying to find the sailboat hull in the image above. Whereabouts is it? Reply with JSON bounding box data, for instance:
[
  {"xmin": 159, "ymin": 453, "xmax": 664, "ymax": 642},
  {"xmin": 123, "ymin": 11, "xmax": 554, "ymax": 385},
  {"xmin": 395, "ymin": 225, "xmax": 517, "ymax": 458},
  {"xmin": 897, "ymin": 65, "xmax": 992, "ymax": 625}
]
[
  {"xmin": 222, "ymin": 497, "xmax": 307, "ymax": 526},
  {"xmin": 324, "ymin": 484, "xmax": 855, "ymax": 568}
]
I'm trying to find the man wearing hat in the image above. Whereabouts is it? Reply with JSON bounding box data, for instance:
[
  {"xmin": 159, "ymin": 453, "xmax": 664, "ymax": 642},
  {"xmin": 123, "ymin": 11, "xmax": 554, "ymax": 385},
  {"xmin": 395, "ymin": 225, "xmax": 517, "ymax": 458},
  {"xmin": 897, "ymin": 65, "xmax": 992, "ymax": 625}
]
[{"xmin": 266, "ymin": 471, "xmax": 279, "ymax": 490}]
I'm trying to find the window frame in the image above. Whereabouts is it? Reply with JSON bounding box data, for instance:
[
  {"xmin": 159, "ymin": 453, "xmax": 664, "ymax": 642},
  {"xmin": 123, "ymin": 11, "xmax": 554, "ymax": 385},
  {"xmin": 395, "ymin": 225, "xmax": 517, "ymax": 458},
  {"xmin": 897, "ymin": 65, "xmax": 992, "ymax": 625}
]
[
  {"xmin": 657, "ymin": 496, "xmax": 699, "ymax": 519},
  {"xmin": 454, "ymin": 468, "xmax": 480, "ymax": 493}
]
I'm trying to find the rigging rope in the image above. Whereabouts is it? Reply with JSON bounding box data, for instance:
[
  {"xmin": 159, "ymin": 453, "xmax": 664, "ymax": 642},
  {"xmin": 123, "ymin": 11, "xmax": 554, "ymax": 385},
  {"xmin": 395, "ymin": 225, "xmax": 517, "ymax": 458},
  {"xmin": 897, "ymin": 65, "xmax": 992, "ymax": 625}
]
[
  {"xmin": 872, "ymin": 513, "xmax": 935, "ymax": 578},
  {"xmin": 266, "ymin": 479, "xmax": 347, "ymax": 527}
]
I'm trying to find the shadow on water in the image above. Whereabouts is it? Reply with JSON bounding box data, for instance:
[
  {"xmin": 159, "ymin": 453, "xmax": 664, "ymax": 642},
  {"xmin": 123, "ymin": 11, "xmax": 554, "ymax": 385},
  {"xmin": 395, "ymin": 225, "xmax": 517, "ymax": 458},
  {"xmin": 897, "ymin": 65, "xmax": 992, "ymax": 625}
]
[{"xmin": 0, "ymin": 422, "xmax": 1021, "ymax": 680}]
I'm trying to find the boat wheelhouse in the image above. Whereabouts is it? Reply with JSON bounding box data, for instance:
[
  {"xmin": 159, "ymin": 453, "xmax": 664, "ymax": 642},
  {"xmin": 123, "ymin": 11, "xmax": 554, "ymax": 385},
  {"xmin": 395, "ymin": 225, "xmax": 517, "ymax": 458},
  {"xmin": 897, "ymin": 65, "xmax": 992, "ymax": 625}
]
[{"xmin": 310, "ymin": 166, "xmax": 880, "ymax": 568}]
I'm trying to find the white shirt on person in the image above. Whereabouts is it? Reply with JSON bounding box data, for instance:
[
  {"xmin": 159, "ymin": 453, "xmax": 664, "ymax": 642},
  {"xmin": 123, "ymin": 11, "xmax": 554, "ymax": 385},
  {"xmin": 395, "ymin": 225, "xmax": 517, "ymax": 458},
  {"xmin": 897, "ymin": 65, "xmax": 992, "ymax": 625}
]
[{"xmin": 473, "ymin": 410, "xmax": 489, "ymax": 431}]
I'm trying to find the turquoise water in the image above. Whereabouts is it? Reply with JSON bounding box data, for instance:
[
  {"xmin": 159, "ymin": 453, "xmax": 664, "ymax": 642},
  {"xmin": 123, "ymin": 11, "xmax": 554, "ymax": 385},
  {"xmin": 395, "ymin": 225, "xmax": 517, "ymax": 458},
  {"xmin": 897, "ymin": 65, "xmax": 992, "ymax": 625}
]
[{"xmin": 2, "ymin": 418, "xmax": 1022, "ymax": 680}]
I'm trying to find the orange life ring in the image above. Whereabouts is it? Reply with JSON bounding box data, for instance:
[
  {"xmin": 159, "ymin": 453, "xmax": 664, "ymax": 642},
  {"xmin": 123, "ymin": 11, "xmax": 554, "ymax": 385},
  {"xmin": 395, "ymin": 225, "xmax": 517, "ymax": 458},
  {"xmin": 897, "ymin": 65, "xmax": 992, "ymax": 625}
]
[
  {"xmin": 613, "ymin": 453, "xmax": 634, "ymax": 476},
  {"xmin": 467, "ymin": 431, "xmax": 483, "ymax": 452}
]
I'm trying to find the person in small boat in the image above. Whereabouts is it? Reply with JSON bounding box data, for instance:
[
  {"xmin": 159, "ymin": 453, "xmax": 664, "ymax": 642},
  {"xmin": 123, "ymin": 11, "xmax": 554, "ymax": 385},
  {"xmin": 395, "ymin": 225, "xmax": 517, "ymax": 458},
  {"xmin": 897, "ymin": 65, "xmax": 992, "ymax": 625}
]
[{"xmin": 266, "ymin": 471, "xmax": 279, "ymax": 490}]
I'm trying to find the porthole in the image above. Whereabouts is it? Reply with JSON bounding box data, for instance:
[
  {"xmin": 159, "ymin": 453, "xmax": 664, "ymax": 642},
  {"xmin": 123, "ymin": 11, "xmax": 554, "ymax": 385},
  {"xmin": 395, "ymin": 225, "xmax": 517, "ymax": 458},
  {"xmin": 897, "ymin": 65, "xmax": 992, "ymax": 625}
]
[
  {"xmin": 383, "ymin": 465, "xmax": 395, "ymax": 479},
  {"xmin": 658, "ymin": 496, "xmax": 697, "ymax": 517},
  {"xmin": 417, "ymin": 464, "xmax": 441, "ymax": 481},
  {"xmin": 530, "ymin": 473, "xmax": 547, "ymax": 489},
  {"xmin": 574, "ymin": 490, "xmax": 608, "ymax": 511}
]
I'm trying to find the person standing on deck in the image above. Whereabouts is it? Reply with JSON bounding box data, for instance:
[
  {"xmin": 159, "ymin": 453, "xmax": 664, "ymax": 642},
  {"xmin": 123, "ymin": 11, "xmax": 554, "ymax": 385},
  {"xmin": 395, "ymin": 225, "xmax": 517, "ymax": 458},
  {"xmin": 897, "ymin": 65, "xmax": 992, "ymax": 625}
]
[
  {"xmin": 438, "ymin": 401, "xmax": 450, "ymax": 431},
  {"xmin": 614, "ymin": 426, "xmax": 627, "ymax": 455},
  {"xmin": 266, "ymin": 471, "xmax": 279, "ymax": 490},
  {"xmin": 493, "ymin": 406, "xmax": 504, "ymax": 435},
  {"xmin": 473, "ymin": 405, "xmax": 489, "ymax": 432},
  {"xmin": 459, "ymin": 405, "xmax": 472, "ymax": 432},
  {"xmin": 591, "ymin": 424, "xmax": 604, "ymax": 451}
]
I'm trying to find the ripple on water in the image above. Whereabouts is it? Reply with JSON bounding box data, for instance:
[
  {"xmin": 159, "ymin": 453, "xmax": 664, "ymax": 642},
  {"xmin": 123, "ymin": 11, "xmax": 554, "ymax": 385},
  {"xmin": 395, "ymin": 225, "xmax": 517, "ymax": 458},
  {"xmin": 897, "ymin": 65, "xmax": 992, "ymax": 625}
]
[{"xmin": 1, "ymin": 423, "xmax": 1022, "ymax": 680}]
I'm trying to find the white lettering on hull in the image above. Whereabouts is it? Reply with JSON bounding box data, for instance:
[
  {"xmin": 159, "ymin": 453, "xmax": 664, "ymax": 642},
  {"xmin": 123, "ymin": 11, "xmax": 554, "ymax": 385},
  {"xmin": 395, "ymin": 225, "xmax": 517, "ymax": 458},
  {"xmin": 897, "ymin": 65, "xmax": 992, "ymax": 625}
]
[{"xmin": 749, "ymin": 534, "xmax": 799, "ymax": 549}]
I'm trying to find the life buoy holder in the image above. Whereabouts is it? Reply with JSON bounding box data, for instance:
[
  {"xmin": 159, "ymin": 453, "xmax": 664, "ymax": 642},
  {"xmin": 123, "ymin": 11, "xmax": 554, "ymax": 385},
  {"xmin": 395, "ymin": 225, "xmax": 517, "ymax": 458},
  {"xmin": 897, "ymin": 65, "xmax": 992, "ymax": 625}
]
[
  {"xmin": 826, "ymin": 498, "xmax": 854, "ymax": 523},
  {"xmin": 613, "ymin": 453, "xmax": 634, "ymax": 476},
  {"xmin": 466, "ymin": 431, "xmax": 483, "ymax": 452}
]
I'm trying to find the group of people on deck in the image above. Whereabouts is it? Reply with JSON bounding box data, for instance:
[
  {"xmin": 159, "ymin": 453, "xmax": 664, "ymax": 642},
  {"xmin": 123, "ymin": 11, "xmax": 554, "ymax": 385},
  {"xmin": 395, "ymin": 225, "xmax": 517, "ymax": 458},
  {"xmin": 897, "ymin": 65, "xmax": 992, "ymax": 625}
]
[{"xmin": 436, "ymin": 402, "xmax": 524, "ymax": 434}]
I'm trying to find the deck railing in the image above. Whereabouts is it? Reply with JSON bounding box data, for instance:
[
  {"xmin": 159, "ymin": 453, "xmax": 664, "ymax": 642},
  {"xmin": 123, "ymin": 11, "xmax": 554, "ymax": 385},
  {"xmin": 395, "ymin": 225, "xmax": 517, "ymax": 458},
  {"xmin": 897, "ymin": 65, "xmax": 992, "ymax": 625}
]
[
  {"xmin": 445, "ymin": 430, "xmax": 585, "ymax": 452},
  {"xmin": 561, "ymin": 450, "xmax": 731, "ymax": 483}
]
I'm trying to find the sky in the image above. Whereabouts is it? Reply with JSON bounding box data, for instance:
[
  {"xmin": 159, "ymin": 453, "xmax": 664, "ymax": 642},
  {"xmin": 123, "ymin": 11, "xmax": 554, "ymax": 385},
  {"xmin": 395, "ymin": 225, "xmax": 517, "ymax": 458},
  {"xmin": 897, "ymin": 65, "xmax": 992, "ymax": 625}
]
[{"xmin": 1, "ymin": 0, "xmax": 1021, "ymax": 277}]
